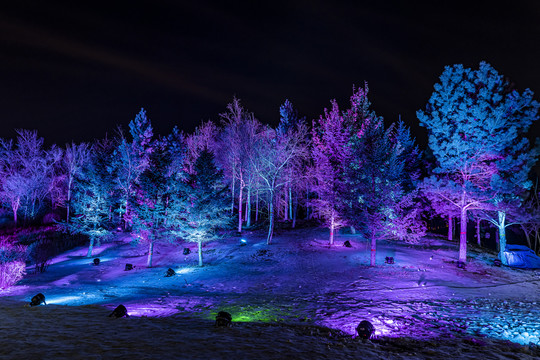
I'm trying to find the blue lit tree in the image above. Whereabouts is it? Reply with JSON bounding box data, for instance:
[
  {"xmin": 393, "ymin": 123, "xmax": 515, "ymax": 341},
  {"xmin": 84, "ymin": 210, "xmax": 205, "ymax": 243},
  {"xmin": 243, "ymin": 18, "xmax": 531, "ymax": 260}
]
[
  {"xmin": 131, "ymin": 137, "xmax": 170, "ymax": 268},
  {"xmin": 418, "ymin": 62, "xmax": 540, "ymax": 263},
  {"xmin": 110, "ymin": 108, "xmax": 153, "ymax": 230},
  {"xmin": 345, "ymin": 114, "xmax": 404, "ymax": 266},
  {"xmin": 67, "ymin": 152, "xmax": 111, "ymax": 257},
  {"xmin": 169, "ymin": 150, "xmax": 229, "ymax": 266}
]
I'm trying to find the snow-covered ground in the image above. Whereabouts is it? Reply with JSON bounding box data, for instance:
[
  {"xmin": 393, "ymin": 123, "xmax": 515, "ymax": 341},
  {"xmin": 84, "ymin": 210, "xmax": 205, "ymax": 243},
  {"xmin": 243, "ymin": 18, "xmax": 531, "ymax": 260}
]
[{"xmin": 1, "ymin": 227, "xmax": 539, "ymax": 359}]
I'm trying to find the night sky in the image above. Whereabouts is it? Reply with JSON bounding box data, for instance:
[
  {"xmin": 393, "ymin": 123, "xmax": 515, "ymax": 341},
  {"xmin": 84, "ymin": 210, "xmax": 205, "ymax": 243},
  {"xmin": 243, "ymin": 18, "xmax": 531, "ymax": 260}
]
[{"xmin": 1, "ymin": 1, "xmax": 540, "ymax": 147}]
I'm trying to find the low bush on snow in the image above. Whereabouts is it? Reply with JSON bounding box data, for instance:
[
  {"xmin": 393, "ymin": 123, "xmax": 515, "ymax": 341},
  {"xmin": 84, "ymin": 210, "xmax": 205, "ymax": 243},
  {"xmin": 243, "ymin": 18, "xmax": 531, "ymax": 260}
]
[{"xmin": 0, "ymin": 238, "xmax": 27, "ymax": 289}]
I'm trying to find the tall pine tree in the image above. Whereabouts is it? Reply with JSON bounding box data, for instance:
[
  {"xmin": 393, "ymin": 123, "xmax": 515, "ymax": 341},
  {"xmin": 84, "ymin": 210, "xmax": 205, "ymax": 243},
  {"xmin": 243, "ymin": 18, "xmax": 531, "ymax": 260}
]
[{"xmin": 418, "ymin": 62, "xmax": 539, "ymax": 263}]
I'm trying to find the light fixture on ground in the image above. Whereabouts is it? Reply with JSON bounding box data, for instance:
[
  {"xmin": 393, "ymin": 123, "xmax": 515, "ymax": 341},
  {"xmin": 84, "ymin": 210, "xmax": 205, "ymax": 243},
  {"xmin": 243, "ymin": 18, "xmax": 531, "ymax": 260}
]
[
  {"xmin": 29, "ymin": 293, "xmax": 46, "ymax": 307},
  {"xmin": 93, "ymin": 258, "xmax": 100, "ymax": 266},
  {"xmin": 343, "ymin": 240, "xmax": 352, "ymax": 248},
  {"xmin": 385, "ymin": 256, "xmax": 394, "ymax": 264},
  {"xmin": 165, "ymin": 268, "xmax": 175, "ymax": 277},
  {"xmin": 356, "ymin": 320, "xmax": 374, "ymax": 340},
  {"xmin": 215, "ymin": 311, "xmax": 232, "ymax": 327},
  {"xmin": 183, "ymin": 248, "xmax": 191, "ymax": 255},
  {"xmin": 124, "ymin": 263, "xmax": 133, "ymax": 271},
  {"xmin": 109, "ymin": 305, "xmax": 129, "ymax": 318}
]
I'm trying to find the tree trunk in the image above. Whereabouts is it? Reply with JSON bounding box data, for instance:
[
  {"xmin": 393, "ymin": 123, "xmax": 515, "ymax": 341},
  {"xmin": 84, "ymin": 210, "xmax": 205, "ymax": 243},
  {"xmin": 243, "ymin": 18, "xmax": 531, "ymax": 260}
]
[
  {"xmin": 292, "ymin": 191, "xmax": 297, "ymax": 229},
  {"xmin": 329, "ymin": 211, "xmax": 335, "ymax": 246},
  {"xmin": 87, "ymin": 237, "xmax": 95, "ymax": 257},
  {"xmin": 147, "ymin": 240, "xmax": 154, "ymax": 268},
  {"xmin": 497, "ymin": 211, "xmax": 508, "ymax": 265},
  {"xmin": 198, "ymin": 240, "xmax": 203, "ymax": 267},
  {"xmin": 289, "ymin": 187, "xmax": 293, "ymax": 220},
  {"xmin": 284, "ymin": 189, "xmax": 288, "ymax": 221},
  {"xmin": 459, "ymin": 207, "xmax": 467, "ymax": 263},
  {"xmin": 255, "ymin": 190, "xmax": 259, "ymax": 222},
  {"xmin": 267, "ymin": 191, "xmax": 275, "ymax": 245},
  {"xmin": 66, "ymin": 179, "xmax": 72, "ymax": 223},
  {"xmin": 230, "ymin": 178, "xmax": 235, "ymax": 215},
  {"xmin": 246, "ymin": 188, "xmax": 251, "ymax": 228},
  {"xmin": 520, "ymin": 224, "xmax": 532, "ymax": 248},
  {"xmin": 476, "ymin": 218, "xmax": 481, "ymax": 246},
  {"xmin": 448, "ymin": 215, "xmax": 453, "ymax": 241},
  {"xmin": 12, "ymin": 197, "xmax": 19, "ymax": 226},
  {"xmin": 370, "ymin": 232, "xmax": 376, "ymax": 267},
  {"xmin": 237, "ymin": 183, "xmax": 243, "ymax": 233}
]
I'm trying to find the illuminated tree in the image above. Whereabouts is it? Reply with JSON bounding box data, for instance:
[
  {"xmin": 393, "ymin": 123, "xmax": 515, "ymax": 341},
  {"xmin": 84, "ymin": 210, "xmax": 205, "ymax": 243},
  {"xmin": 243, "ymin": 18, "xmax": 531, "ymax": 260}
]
[
  {"xmin": 110, "ymin": 108, "xmax": 153, "ymax": 229},
  {"xmin": 418, "ymin": 62, "xmax": 539, "ymax": 263},
  {"xmin": 63, "ymin": 142, "xmax": 90, "ymax": 223},
  {"xmin": 278, "ymin": 99, "xmax": 307, "ymax": 227},
  {"xmin": 0, "ymin": 130, "xmax": 59, "ymax": 224},
  {"xmin": 170, "ymin": 150, "xmax": 229, "ymax": 266},
  {"xmin": 311, "ymin": 100, "xmax": 350, "ymax": 244},
  {"xmin": 131, "ymin": 137, "xmax": 171, "ymax": 268},
  {"xmin": 251, "ymin": 117, "xmax": 309, "ymax": 244},
  {"xmin": 214, "ymin": 98, "xmax": 261, "ymax": 233},
  {"xmin": 345, "ymin": 115, "xmax": 404, "ymax": 266},
  {"xmin": 67, "ymin": 154, "xmax": 111, "ymax": 257}
]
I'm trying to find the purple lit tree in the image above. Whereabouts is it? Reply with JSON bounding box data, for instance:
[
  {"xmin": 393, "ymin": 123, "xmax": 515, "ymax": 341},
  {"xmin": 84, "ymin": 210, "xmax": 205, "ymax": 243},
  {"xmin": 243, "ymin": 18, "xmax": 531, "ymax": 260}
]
[
  {"xmin": 250, "ymin": 117, "xmax": 309, "ymax": 244},
  {"xmin": 311, "ymin": 100, "xmax": 350, "ymax": 245},
  {"xmin": 418, "ymin": 62, "xmax": 539, "ymax": 263},
  {"xmin": 0, "ymin": 130, "xmax": 59, "ymax": 224},
  {"xmin": 278, "ymin": 99, "xmax": 308, "ymax": 228}
]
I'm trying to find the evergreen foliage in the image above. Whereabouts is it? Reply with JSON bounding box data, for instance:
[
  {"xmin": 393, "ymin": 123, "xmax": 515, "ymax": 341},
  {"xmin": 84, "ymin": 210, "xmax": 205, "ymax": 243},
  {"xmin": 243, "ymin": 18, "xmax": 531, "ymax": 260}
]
[
  {"xmin": 418, "ymin": 62, "xmax": 540, "ymax": 263},
  {"xmin": 169, "ymin": 150, "xmax": 230, "ymax": 266}
]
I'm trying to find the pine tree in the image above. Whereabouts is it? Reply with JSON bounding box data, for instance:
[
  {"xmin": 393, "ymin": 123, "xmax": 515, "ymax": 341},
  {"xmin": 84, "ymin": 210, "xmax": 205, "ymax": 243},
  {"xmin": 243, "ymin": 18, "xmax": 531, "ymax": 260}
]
[
  {"xmin": 131, "ymin": 138, "xmax": 169, "ymax": 268},
  {"xmin": 169, "ymin": 150, "xmax": 229, "ymax": 266},
  {"xmin": 418, "ymin": 62, "xmax": 540, "ymax": 263},
  {"xmin": 67, "ymin": 153, "xmax": 111, "ymax": 257},
  {"xmin": 110, "ymin": 108, "xmax": 153, "ymax": 230},
  {"xmin": 311, "ymin": 100, "xmax": 350, "ymax": 245},
  {"xmin": 345, "ymin": 116, "xmax": 404, "ymax": 266}
]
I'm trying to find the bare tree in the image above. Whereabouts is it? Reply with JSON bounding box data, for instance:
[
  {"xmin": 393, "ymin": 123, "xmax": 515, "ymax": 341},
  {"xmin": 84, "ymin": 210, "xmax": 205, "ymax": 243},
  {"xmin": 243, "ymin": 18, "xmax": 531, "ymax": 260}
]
[
  {"xmin": 250, "ymin": 122, "xmax": 309, "ymax": 244},
  {"xmin": 63, "ymin": 142, "xmax": 90, "ymax": 222}
]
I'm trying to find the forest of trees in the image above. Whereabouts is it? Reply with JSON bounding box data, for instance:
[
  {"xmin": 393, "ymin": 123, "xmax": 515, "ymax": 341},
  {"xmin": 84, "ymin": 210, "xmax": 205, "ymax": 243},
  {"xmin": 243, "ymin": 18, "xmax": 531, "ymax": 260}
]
[{"xmin": 1, "ymin": 62, "xmax": 539, "ymax": 270}]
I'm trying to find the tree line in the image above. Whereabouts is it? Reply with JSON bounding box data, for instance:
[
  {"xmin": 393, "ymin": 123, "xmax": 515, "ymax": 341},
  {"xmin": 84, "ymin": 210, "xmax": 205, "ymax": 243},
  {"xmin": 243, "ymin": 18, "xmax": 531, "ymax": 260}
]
[{"xmin": 0, "ymin": 62, "xmax": 539, "ymax": 267}]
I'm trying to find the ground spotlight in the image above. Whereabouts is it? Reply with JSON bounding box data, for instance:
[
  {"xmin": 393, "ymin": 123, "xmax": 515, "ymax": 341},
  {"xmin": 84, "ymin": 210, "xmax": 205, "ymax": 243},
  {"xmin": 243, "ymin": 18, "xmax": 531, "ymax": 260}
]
[
  {"xmin": 240, "ymin": 239, "xmax": 247, "ymax": 246},
  {"xmin": 215, "ymin": 311, "xmax": 232, "ymax": 327},
  {"xmin": 29, "ymin": 293, "xmax": 46, "ymax": 307},
  {"xmin": 125, "ymin": 264, "xmax": 133, "ymax": 271},
  {"xmin": 457, "ymin": 261, "xmax": 466, "ymax": 269},
  {"xmin": 385, "ymin": 256, "xmax": 394, "ymax": 264},
  {"xmin": 109, "ymin": 304, "xmax": 129, "ymax": 318},
  {"xmin": 93, "ymin": 258, "xmax": 100, "ymax": 266},
  {"xmin": 165, "ymin": 268, "xmax": 176, "ymax": 277},
  {"xmin": 356, "ymin": 320, "xmax": 374, "ymax": 340},
  {"xmin": 493, "ymin": 259, "xmax": 502, "ymax": 267},
  {"xmin": 343, "ymin": 240, "xmax": 352, "ymax": 248}
]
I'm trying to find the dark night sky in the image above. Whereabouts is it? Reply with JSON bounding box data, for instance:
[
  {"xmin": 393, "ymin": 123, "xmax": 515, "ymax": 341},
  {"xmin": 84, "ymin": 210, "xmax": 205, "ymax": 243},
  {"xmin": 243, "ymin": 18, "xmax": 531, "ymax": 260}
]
[{"xmin": 1, "ymin": 1, "xmax": 540, "ymax": 147}]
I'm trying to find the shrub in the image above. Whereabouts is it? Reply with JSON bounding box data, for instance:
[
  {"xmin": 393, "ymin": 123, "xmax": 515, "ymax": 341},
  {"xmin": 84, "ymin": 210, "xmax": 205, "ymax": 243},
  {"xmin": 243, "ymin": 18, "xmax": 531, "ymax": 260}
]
[{"xmin": 0, "ymin": 240, "xmax": 27, "ymax": 289}]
